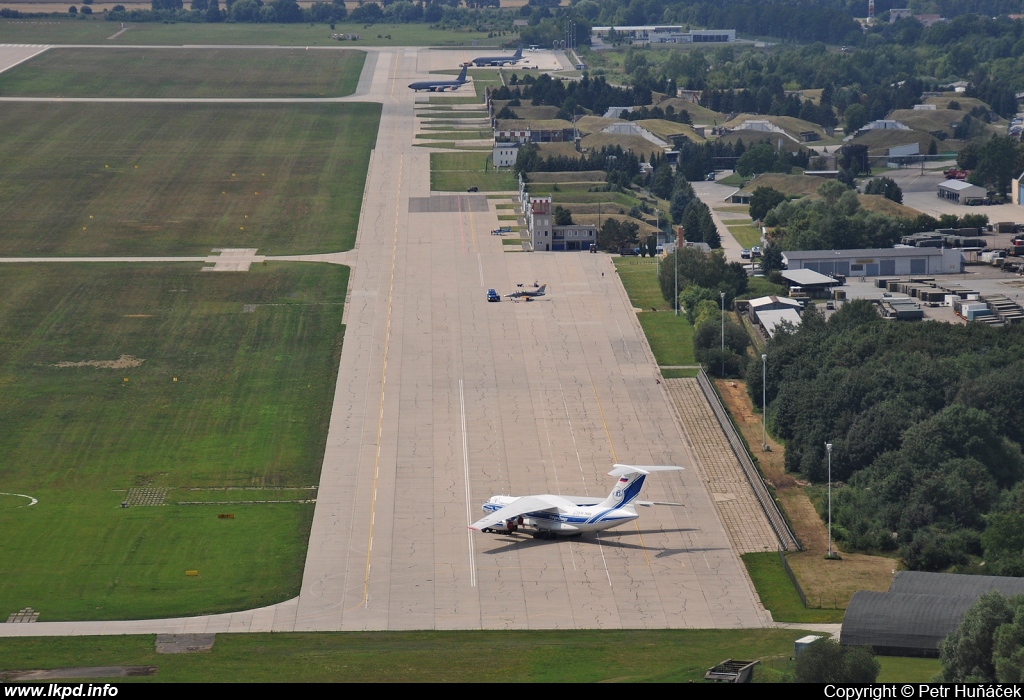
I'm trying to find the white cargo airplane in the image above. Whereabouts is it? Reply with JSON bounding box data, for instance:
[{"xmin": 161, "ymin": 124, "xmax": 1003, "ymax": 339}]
[{"xmin": 469, "ymin": 464, "xmax": 682, "ymax": 539}]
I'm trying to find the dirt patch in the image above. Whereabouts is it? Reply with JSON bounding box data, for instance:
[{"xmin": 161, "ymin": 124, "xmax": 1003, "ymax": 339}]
[
  {"xmin": 123, "ymin": 314, "xmax": 153, "ymax": 318},
  {"xmin": 53, "ymin": 354, "xmax": 145, "ymax": 369},
  {"xmin": 714, "ymin": 378, "xmax": 895, "ymax": 608}
]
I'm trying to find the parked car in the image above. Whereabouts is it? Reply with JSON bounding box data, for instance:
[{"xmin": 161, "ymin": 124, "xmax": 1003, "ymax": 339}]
[
  {"xmin": 741, "ymin": 249, "xmax": 751, "ymax": 259},
  {"xmin": 751, "ymin": 246, "xmax": 761, "ymax": 256},
  {"xmin": 706, "ymin": 172, "xmax": 716, "ymax": 181},
  {"xmin": 487, "ymin": 289, "xmax": 500, "ymax": 302},
  {"xmin": 467, "ymin": 186, "xmax": 479, "ymax": 192}
]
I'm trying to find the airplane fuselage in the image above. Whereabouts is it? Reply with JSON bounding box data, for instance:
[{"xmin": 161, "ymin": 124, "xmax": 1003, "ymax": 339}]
[
  {"xmin": 481, "ymin": 495, "xmax": 638, "ymax": 534},
  {"xmin": 409, "ymin": 83, "xmax": 461, "ymax": 92}
]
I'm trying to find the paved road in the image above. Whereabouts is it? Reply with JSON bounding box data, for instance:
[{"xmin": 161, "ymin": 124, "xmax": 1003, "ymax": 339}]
[
  {"xmin": 0, "ymin": 46, "xmax": 771, "ymax": 636},
  {"xmin": 694, "ymin": 180, "xmax": 750, "ymax": 264}
]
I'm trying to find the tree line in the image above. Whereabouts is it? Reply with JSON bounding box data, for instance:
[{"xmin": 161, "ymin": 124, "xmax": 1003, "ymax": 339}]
[{"xmin": 750, "ymin": 301, "xmax": 1024, "ymax": 573}]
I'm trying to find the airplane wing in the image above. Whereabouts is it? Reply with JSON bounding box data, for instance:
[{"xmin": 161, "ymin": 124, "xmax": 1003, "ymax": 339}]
[{"xmin": 469, "ymin": 494, "xmax": 574, "ymax": 531}]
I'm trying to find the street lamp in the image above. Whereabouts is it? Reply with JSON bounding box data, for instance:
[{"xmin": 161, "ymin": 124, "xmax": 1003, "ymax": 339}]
[
  {"xmin": 720, "ymin": 291, "xmax": 726, "ymax": 377},
  {"xmin": 674, "ymin": 239, "xmax": 679, "ymax": 316},
  {"xmin": 761, "ymin": 353, "xmax": 768, "ymax": 451},
  {"xmin": 826, "ymin": 442, "xmax": 834, "ymax": 559}
]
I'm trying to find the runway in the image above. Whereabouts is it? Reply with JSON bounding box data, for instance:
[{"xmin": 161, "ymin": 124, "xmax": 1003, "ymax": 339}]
[{"xmin": 0, "ymin": 46, "xmax": 770, "ymax": 635}]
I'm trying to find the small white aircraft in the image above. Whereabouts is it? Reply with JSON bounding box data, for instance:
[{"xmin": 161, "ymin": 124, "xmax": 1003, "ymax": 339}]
[{"xmin": 469, "ymin": 464, "xmax": 683, "ymax": 539}]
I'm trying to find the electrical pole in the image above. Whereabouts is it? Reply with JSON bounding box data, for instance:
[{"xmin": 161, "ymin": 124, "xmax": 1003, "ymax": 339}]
[
  {"xmin": 761, "ymin": 353, "xmax": 768, "ymax": 451},
  {"xmin": 826, "ymin": 442, "xmax": 834, "ymax": 558}
]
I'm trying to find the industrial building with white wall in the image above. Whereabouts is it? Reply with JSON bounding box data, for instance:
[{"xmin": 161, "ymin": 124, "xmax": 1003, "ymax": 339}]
[
  {"xmin": 783, "ymin": 247, "xmax": 964, "ymax": 277},
  {"xmin": 937, "ymin": 179, "xmax": 987, "ymax": 205}
]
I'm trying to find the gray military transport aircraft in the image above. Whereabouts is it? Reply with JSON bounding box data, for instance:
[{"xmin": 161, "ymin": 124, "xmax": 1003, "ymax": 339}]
[{"xmin": 408, "ymin": 65, "xmax": 469, "ymax": 92}]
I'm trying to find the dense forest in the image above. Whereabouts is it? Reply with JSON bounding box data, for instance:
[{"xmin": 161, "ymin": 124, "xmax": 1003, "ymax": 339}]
[{"xmin": 750, "ymin": 302, "xmax": 1024, "ymax": 573}]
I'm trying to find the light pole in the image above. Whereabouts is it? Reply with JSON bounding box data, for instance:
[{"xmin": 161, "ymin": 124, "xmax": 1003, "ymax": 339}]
[
  {"xmin": 761, "ymin": 353, "xmax": 768, "ymax": 451},
  {"xmin": 674, "ymin": 239, "xmax": 679, "ymax": 316},
  {"xmin": 720, "ymin": 291, "xmax": 726, "ymax": 377},
  {"xmin": 826, "ymin": 442, "xmax": 834, "ymax": 559}
]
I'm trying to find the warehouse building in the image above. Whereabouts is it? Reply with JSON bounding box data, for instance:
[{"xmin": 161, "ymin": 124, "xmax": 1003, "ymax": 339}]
[
  {"xmin": 783, "ymin": 247, "xmax": 964, "ymax": 277},
  {"xmin": 937, "ymin": 179, "xmax": 987, "ymax": 205},
  {"xmin": 842, "ymin": 572, "xmax": 1024, "ymax": 657}
]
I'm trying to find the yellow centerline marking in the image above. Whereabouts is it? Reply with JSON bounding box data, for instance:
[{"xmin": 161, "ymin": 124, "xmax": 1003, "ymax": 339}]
[{"xmin": 346, "ymin": 150, "xmax": 403, "ymax": 612}]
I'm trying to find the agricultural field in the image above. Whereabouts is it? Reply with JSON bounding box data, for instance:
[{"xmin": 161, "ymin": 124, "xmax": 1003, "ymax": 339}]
[
  {"xmin": 0, "ymin": 18, "xmax": 498, "ymax": 46},
  {"xmin": 0, "ymin": 48, "xmax": 365, "ymax": 98},
  {"xmin": 0, "ymin": 102, "xmax": 380, "ymax": 255},
  {"xmin": 0, "ymin": 263, "xmax": 347, "ymax": 621}
]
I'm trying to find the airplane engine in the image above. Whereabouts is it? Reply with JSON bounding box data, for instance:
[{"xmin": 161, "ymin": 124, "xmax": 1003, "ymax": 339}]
[{"xmin": 505, "ymin": 519, "xmax": 518, "ymax": 532}]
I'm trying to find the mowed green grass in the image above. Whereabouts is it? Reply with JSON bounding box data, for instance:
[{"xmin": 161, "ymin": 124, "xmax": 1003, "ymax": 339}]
[
  {"xmin": 724, "ymin": 222, "xmax": 762, "ymax": 249},
  {"xmin": 0, "ymin": 102, "xmax": 380, "ymax": 255},
  {"xmin": 0, "ymin": 19, "xmax": 498, "ymax": 46},
  {"xmin": 741, "ymin": 553, "xmax": 845, "ymax": 624},
  {"xmin": 0, "ymin": 263, "xmax": 346, "ymax": 620},
  {"xmin": 430, "ymin": 151, "xmax": 515, "ymax": 192},
  {"xmin": 614, "ymin": 258, "xmax": 668, "ymax": 310},
  {"xmin": 0, "ymin": 48, "xmax": 364, "ymax": 97},
  {"xmin": 0, "ymin": 629, "xmax": 813, "ymax": 682},
  {"xmin": 637, "ymin": 312, "xmax": 697, "ymax": 366},
  {"xmin": 615, "ymin": 257, "xmax": 697, "ymax": 366}
]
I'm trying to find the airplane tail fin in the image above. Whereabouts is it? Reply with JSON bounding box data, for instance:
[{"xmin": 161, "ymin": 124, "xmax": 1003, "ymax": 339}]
[
  {"xmin": 537, "ymin": 284, "xmax": 546, "ymax": 295},
  {"xmin": 515, "ymin": 44, "xmax": 523, "ymax": 58},
  {"xmin": 457, "ymin": 64, "xmax": 468, "ymax": 82},
  {"xmin": 597, "ymin": 465, "xmax": 682, "ymax": 509}
]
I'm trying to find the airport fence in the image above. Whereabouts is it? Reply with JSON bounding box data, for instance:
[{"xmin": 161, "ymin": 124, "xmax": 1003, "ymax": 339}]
[{"xmin": 696, "ymin": 367, "xmax": 800, "ymax": 551}]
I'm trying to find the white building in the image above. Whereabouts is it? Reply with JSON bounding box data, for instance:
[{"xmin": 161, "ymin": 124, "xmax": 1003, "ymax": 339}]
[
  {"xmin": 591, "ymin": 26, "xmax": 735, "ymax": 45},
  {"xmin": 493, "ymin": 142, "xmax": 519, "ymax": 168},
  {"xmin": 783, "ymin": 247, "xmax": 964, "ymax": 277},
  {"xmin": 524, "ymin": 196, "xmax": 596, "ymax": 251},
  {"xmin": 938, "ymin": 179, "xmax": 987, "ymax": 205}
]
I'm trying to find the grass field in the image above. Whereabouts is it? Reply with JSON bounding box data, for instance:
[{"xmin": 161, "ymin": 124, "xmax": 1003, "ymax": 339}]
[
  {"xmin": 660, "ymin": 367, "xmax": 700, "ymax": 378},
  {"xmin": 0, "ymin": 629, "xmax": 816, "ymax": 682},
  {"xmin": 741, "ymin": 553, "xmax": 845, "ymax": 624},
  {"xmin": 0, "ymin": 18, "xmax": 498, "ymax": 46},
  {"xmin": 0, "ymin": 102, "xmax": 380, "ymax": 255},
  {"xmin": 430, "ymin": 151, "xmax": 516, "ymax": 192},
  {"xmin": 0, "ymin": 263, "xmax": 346, "ymax": 621},
  {"xmin": 614, "ymin": 258, "xmax": 697, "ymax": 366},
  {"xmin": 614, "ymin": 258, "xmax": 668, "ymax": 310},
  {"xmin": 878, "ymin": 656, "xmax": 941, "ymax": 683},
  {"xmin": 637, "ymin": 312, "xmax": 697, "ymax": 366},
  {"xmin": 724, "ymin": 222, "xmax": 762, "ymax": 249},
  {"xmin": 0, "ymin": 48, "xmax": 364, "ymax": 98}
]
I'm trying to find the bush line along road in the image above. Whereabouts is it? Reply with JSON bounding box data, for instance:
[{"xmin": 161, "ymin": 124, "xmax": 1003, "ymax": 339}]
[{"xmin": 0, "ymin": 44, "xmax": 782, "ymax": 635}]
